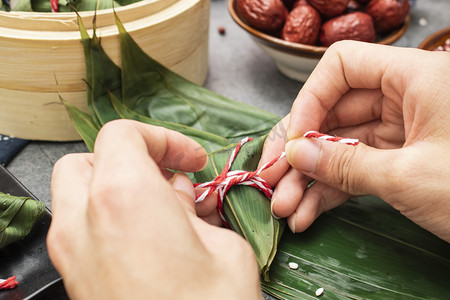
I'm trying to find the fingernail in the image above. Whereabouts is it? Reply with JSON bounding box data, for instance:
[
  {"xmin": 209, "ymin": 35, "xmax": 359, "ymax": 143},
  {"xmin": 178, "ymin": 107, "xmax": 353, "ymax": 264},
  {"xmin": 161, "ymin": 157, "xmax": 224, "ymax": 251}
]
[
  {"xmin": 270, "ymin": 191, "xmax": 281, "ymax": 220},
  {"xmin": 288, "ymin": 213, "xmax": 297, "ymax": 233},
  {"xmin": 286, "ymin": 126, "xmax": 303, "ymax": 142},
  {"xmin": 171, "ymin": 173, "xmax": 195, "ymax": 199},
  {"xmin": 285, "ymin": 138, "xmax": 320, "ymax": 173},
  {"xmin": 199, "ymin": 156, "xmax": 209, "ymax": 171},
  {"xmin": 286, "ymin": 129, "xmax": 296, "ymax": 142}
]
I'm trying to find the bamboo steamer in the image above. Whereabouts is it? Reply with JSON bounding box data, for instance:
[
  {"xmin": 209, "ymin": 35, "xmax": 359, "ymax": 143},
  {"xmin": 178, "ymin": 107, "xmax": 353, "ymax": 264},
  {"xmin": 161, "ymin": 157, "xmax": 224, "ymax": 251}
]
[{"xmin": 0, "ymin": 0, "xmax": 210, "ymax": 141}]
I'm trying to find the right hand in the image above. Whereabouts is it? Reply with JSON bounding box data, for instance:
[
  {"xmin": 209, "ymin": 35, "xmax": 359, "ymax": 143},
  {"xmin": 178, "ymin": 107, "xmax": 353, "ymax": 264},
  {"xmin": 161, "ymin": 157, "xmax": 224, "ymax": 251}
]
[{"xmin": 259, "ymin": 41, "xmax": 450, "ymax": 242}]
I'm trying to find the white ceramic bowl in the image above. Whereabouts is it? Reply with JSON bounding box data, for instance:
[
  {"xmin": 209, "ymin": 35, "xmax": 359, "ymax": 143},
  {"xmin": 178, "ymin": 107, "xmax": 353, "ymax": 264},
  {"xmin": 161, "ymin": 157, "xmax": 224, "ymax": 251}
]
[{"xmin": 228, "ymin": 0, "xmax": 409, "ymax": 82}]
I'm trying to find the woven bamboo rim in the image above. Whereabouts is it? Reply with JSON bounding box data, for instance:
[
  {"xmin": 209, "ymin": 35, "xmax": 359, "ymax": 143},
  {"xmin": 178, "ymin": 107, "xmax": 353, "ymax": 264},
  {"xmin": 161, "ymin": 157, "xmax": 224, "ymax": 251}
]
[{"xmin": 0, "ymin": 0, "xmax": 210, "ymax": 140}]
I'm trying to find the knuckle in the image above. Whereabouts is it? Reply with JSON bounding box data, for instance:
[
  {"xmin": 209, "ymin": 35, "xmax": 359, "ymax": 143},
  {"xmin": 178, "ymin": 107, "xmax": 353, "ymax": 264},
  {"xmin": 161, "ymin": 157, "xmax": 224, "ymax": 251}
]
[
  {"xmin": 102, "ymin": 119, "xmax": 133, "ymax": 131},
  {"xmin": 88, "ymin": 181, "xmax": 124, "ymax": 211},
  {"xmin": 46, "ymin": 222, "xmax": 71, "ymax": 267},
  {"xmin": 46, "ymin": 225, "xmax": 62, "ymax": 249},
  {"xmin": 87, "ymin": 171, "xmax": 153, "ymax": 220},
  {"xmin": 326, "ymin": 40, "xmax": 351, "ymax": 56},
  {"xmin": 329, "ymin": 147, "xmax": 358, "ymax": 193},
  {"xmin": 52, "ymin": 153, "xmax": 91, "ymax": 182},
  {"xmin": 53, "ymin": 153, "xmax": 82, "ymax": 170},
  {"xmin": 310, "ymin": 188, "xmax": 327, "ymax": 216},
  {"xmin": 380, "ymin": 152, "xmax": 414, "ymax": 205},
  {"xmin": 88, "ymin": 182, "xmax": 127, "ymax": 218},
  {"xmin": 97, "ymin": 119, "xmax": 137, "ymax": 140}
]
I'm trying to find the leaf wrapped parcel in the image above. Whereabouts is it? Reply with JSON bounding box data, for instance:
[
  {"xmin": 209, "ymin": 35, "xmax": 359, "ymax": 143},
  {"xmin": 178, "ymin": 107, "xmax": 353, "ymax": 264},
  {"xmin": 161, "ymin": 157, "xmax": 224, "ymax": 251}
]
[
  {"xmin": 194, "ymin": 137, "xmax": 285, "ymax": 279},
  {"xmin": 0, "ymin": 192, "xmax": 45, "ymax": 249},
  {"xmin": 63, "ymin": 12, "xmax": 450, "ymax": 299}
]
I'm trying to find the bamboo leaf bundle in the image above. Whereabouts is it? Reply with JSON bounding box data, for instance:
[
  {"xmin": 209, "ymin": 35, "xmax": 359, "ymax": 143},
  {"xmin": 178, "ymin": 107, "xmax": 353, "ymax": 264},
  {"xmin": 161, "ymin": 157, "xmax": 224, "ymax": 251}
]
[
  {"xmin": 0, "ymin": 192, "xmax": 45, "ymax": 249},
  {"xmin": 62, "ymin": 13, "xmax": 450, "ymax": 299}
]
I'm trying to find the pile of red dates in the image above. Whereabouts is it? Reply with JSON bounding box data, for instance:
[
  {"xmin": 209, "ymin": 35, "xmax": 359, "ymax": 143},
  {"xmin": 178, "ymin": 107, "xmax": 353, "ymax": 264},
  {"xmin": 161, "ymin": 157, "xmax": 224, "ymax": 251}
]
[{"xmin": 236, "ymin": 0, "xmax": 410, "ymax": 47}]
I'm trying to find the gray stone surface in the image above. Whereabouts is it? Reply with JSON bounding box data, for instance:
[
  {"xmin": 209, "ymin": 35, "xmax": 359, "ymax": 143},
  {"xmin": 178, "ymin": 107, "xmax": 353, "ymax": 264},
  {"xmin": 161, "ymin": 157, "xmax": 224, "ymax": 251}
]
[{"xmin": 4, "ymin": 1, "xmax": 449, "ymax": 297}]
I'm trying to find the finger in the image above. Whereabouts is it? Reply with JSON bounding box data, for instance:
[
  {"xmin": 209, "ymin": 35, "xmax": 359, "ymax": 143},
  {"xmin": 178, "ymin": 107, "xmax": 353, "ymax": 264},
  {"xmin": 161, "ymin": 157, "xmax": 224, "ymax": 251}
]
[
  {"xmin": 161, "ymin": 169, "xmax": 175, "ymax": 180},
  {"xmin": 173, "ymin": 177, "xmax": 258, "ymax": 278},
  {"xmin": 171, "ymin": 172, "xmax": 197, "ymax": 215},
  {"xmin": 193, "ymin": 189, "xmax": 222, "ymax": 226},
  {"xmin": 321, "ymin": 88, "xmax": 383, "ymax": 132},
  {"xmin": 287, "ymin": 41, "xmax": 411, "ymax": 140},
  {"xmin": 330, "ymin": 120, "xmax": 405, "ymax": 149},
  {"xmin": 271, "ymin": 167, "xmax": 311, "ymax": 219},
  {"xmin": 88, "ymin": 120, "xmax": 202, "ymax": 240},
  {"xmin": 51, "ymin": 153, "xmax": 93, "ymax": 219},
  {"xmin": 285, "ymin": 136, "xmax": 396, "ymax": 197},
  {"xmin": 172, "ymin": 174, "xmax": 223, "ymax": 227},
  {"xmin": 90, "ymin": 119, "xmax": 206, "ymax": 213},
  {"xmin": 194, "ymin": 189, "xmax": 218, "ymax": 217},
  {"xmin": 94, "ymin": 120, "xmax": 207, "ymax": 174},
  {"xmin": 287, "ymin": 183, "xmax": 349, "ymax": 233},
  {"xmin": 200, "ymin": 211, "xmax": 223, "ymax": 227},
  {"xmin": 48, "ymin": 153, "xmax": 93, "ymax": 274},
  {"xmin": 258, "ymin": 116, "xmax": 290, "ymax": 186}
]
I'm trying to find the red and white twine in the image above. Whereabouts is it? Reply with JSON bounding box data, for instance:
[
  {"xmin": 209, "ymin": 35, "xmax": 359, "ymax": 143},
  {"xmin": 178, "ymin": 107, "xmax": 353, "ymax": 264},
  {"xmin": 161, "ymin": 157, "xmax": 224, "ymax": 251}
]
[
  {"xmin": 50, "ymin": 0, "xmax": 59, "ymax": 12},
  {"xmin": 194, "ymin": 137, "xmax": 286, "ymax": 225},
  {"xmin": 194, "ymin": 131, "xmax": 358, "ymax": 225},
  {"xmin": 303, "ymin": 131, "xmax": 359, "ymax": 146},
  {"xmin": 0, "ymin": 276, "xmax": 18, "ymax": 290}
]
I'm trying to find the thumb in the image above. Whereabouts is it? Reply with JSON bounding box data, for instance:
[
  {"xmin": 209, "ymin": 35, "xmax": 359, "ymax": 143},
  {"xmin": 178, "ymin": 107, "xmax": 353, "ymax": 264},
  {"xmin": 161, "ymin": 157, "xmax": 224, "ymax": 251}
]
[
  {"xmin": 285, "ymin": 137, "xmax": 388, "ymax": 196},
  {"xmin": 170, "ymin": 172, "xmax": 221, "ymax": 228},
  {"xmin": 170, "ymin": 172, "xmax": 197, "ymax": 216},
  {"xmin": 171, "ymin": 172, "xmax": 234, "ymax": 243}
]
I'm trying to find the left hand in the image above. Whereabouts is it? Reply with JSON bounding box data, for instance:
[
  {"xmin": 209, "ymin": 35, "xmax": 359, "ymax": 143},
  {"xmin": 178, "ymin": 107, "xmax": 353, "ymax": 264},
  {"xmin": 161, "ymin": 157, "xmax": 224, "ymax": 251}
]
[{"xmin": 47, "ymin": 120, "xmax": 262, "ymax": 300}]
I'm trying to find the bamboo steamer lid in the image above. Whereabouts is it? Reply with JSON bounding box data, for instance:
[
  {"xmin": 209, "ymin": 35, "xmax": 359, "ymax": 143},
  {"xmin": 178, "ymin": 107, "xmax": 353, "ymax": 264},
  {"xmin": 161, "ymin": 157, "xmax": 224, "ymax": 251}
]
[{"xmin": 0, "ymin": 0, "xmax": 210, "ymax": 141}]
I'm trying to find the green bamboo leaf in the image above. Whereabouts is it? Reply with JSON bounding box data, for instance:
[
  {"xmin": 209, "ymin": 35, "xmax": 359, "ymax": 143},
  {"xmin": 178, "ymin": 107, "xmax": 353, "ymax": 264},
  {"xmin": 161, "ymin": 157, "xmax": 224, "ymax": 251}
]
[
  {"xmin": 114, "ymin": 13, "xmax": 280, "ymax": 142},
  {"xmin": 194, "ymin": 137, "xmax": 286, "ymax": 280},
  {"xmin": 78, "ymin": 14, "xmax": 122, "ymax": 126},
  {"xmin": 328, "ymin": 196, "xmax": 450, "ymax": 260},
  {"xmin": 263, "ymin": 196, "xmax": 450, "ymax": 299},
  {"xmin": 109, "ymin": 91, "xmax": 229, "ymax": 153},
  {"xmin": 11, "ymin": 0, "xmax": 32, "ymax": 11},
  {"xmin": 61, "ymin": 98, "xmax": 99, "ymax": 152},
  {"xmin": 77, "ymin": 14, "xmax": 102, "ymax": 128},
  {"xmin": 0, "ymin": 192, "xmax": 45, "ymax": 249},
  {"xmin": 88, "ymin": 33, "xmax": 122, "ymax": 124}
]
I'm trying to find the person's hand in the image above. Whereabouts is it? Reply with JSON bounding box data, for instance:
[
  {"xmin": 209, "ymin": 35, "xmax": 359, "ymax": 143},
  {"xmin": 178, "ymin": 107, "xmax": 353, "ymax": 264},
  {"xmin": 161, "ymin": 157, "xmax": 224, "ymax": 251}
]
[
  {"xmin": 260, "ymin": 41, "xmax": 450, "ymax": 242},
  {"xmin": 47, "ymin": 120, "xmax": 262, "ymax": 300}
]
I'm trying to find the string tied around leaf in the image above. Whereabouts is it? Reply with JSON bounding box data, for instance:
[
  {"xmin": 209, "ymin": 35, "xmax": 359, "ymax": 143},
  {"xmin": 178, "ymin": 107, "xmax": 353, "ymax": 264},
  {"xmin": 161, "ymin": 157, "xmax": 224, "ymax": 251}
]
[
  {"xmin": 194, "ymin": 137, "xmax": 285, "ymax": 226},
  {"xmin": 194, "ymin": 131, "xmax": 359, "ymax": 226}
]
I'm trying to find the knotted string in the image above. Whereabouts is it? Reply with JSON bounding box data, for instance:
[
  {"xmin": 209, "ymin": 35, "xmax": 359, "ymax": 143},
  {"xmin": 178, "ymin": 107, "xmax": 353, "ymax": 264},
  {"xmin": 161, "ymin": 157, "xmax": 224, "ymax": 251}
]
[
  {"xmin": 194, "ymin": 137, "xmax": 285, "ymax": 226},
  {"xmin": 194, "ymin": 131, "xmax": 359, "ymax": 226}
]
